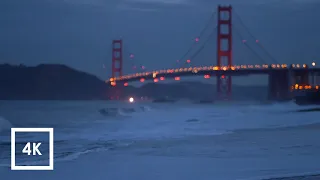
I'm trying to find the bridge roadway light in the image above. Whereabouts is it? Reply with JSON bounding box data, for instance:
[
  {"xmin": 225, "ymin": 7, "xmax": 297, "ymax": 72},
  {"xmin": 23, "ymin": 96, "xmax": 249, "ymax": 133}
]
[
  {"xmin": 153, "ymin": 72, "xmax": 157, "ymax": 78},
  {"xmin": 312, "ymin": 62, "xmax": 316, "ymax": 66}
]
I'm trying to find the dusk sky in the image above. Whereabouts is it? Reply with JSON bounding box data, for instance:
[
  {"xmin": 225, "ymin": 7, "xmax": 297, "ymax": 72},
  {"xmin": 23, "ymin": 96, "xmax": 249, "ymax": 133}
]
[{"xmin": 1, "ymin": 0, "xmax": 319, "ymax": 85}]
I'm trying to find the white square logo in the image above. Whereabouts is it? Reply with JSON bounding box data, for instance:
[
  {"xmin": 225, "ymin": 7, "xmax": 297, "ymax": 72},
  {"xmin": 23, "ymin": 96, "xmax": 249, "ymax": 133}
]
[{"xmin": 11, "ymin": 128, "xmax": 54, "ymax": 170}]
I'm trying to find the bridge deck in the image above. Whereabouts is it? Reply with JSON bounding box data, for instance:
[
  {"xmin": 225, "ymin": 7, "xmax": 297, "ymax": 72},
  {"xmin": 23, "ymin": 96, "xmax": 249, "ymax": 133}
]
[{"xmin": 107, "ymin": 65, "xmax": 320, "ymax": 83}]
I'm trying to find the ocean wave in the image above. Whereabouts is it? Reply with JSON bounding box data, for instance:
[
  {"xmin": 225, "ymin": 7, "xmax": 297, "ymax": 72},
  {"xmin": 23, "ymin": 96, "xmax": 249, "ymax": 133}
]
[
  {"xmin": 98, "ymin": 105, "xmax": 152, "ymax": 117},
  {"xmin": 241, "ymin": 171, "xmax": 320, "ymax": 180},
  {"xmin": 234, "ymin": 122, "xmax": 320, "ymax": 133},
  {"xmin": 1, "ymin": 101, "xmax": 319, "ymax": 170},
  {"xmin": 0, "ymin": 139, "xmax": 133, "ymax": 167}
]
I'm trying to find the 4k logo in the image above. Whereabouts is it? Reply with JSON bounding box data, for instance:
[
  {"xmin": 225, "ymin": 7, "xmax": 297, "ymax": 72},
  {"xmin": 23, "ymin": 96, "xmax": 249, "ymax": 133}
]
[
  {"xmin": 22, "ymin": 142, "xmax": 42, "ymax": 156},
  {"xmin": 11, "ymin": 128, "xmax": 54, "ymax": 170}
]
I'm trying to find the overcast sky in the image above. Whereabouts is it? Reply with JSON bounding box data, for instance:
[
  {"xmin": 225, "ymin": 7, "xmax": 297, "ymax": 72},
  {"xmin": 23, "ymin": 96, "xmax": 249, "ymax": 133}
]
[{"xmin": 0, "ymin": 0, "xmax": 319, "ymax": 85}]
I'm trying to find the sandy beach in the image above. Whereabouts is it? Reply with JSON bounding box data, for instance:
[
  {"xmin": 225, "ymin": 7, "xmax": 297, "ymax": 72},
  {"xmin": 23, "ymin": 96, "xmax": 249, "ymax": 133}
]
[
  {"xmin": 2, "ymin": 126, "xmax": 320, "ymax": 180},
  {"xmin": 1, "ymin": 102, "xmax": 320, "ymax": 180},
  {"xmin": 1, "ymin": 152, "xmax": 320, "ymax": 180}
]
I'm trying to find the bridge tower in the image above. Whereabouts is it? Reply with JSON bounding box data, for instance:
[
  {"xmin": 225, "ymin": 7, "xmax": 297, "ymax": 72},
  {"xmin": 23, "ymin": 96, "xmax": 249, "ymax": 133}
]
[
  {"xmin": 112, "ymin": 40, "xmax": 123, "ymax": 77},
  {"xmin": 216, "ymin": 5, "xmax": 232, "ymax": 99},
  {"xmin": 111, "ymin": 39, "xmax": 123, "ymax": 100}
]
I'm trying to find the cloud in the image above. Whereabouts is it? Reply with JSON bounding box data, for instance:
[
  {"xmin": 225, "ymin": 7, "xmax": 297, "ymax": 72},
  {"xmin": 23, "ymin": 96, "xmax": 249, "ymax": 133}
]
[
  {"xmin": 60, "ymin": 0, "xmax": 192, "ymax": 7},
  {"xmin": 18, "ymin": 0, "xmax": 320, "ymax": 14},
  {"xmin": 116, "ymin": 0, "xmax": 195, "ymax": 12},
  {"xmin": 55, "ymin": 0, "xmax": 191, "ymax": 12},
  {"xmin": 54, "ymin": 0, "xmax": 320, "ymax": 7},
  {"xmin": 61, "ymin": 0, "xmax": 106, "ymax": 6},
  {"xmin": 125, "ymin": 0, "xmax": 191, "ymax": 5},
  {"xmin": 116, "ymin": 3, "xmax": 158, "ymax": 12}
]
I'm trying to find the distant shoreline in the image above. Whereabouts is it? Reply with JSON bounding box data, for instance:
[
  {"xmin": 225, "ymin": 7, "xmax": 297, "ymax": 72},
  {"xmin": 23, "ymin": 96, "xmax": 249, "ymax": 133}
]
[{"xmin": 0, "ymin": 63, "xmax": 269, "ymax": 100}]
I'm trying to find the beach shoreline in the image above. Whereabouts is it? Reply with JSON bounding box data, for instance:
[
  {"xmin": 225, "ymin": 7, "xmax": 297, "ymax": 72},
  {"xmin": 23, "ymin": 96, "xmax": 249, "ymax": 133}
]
[
  {"xmin": 1, "ymin": 101, "xmax": 320, "ymax": 180},
  {"xmin": 1, "ymin": 151, "xmax": 320, "ymax": 180}
]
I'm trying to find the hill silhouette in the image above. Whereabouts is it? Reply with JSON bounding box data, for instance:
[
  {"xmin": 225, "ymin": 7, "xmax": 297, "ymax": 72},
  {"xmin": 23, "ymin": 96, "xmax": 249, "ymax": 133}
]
[
  {"xmin": 0, "ymin": 64, "xmax": 111, "ymax": 100},
  {"xmin": 0, "ymin": 64, "xmax": 268, "ymax": 100}
]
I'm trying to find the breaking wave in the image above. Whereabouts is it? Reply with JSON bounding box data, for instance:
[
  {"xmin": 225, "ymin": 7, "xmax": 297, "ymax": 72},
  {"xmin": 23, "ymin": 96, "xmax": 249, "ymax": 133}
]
[{"xmin": 98, "ymin": 105, "xmax": 152, "ymax": 117}]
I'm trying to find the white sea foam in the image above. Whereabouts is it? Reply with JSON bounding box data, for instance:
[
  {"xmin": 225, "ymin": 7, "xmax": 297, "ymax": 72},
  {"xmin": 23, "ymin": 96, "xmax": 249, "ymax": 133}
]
[{"xmin": 0, "ymin": 101, "xmax": 319, "ymax": 179}]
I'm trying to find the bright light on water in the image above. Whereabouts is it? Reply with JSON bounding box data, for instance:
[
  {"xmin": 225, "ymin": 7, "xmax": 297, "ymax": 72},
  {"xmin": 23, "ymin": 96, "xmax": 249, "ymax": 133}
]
[{"xmin": 129, "ymin": 97, "xmax": 134, "ymax": 103}]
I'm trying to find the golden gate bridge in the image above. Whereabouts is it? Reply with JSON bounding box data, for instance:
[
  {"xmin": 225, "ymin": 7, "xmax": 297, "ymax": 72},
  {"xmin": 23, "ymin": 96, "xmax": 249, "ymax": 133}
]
[{"xmin": 106, "ymin": 5, "xmax": 320, "ymax": 100}]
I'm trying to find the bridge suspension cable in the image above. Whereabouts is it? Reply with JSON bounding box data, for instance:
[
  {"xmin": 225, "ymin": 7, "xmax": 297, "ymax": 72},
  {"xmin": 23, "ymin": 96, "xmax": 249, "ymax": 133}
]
[
  {"xmin": 189, "ymin": 26, "xmax": 217, "ymax": 61},
  {"xmin": 233, "ymin": 9, "xmax": 279, "ymax": 64},
  {"xmin": 233, "ymin": 26, "xmax": 268, "ymax": 65},
  {"xmin": 123, "ymin": 42, "xmax": 146, "ymax": 73},
  {"xmin": 176, "ymin": 10, "xmax": 217, "ymax": 64}
]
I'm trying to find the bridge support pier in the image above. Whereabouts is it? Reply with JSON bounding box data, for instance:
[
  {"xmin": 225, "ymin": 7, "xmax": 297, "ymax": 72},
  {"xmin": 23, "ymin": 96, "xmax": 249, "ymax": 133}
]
[
  {"xmin": 268, "ymin": 70, "xmax": 290, "ymax": 101},
  {"xmin": 288, "ymin": 69, "xmax": 310, "ymax": 97},
  {"xmin": 311, "ymin": 72, "xmax": 315, "ymax": 86},
  {"xmin": 109, "ymin": 86, "xmax": 123, "ymax": 100},
  {"xmin": 310, "ymin": 71, "xmax": 320, "ymax": 85},
  {"xmin": 291, "ymin": 70, "xmax": 309, "ymax": 85},
  {"xmin": 268, "ymin": 69, "xmax": 311, "ymax": 101}
]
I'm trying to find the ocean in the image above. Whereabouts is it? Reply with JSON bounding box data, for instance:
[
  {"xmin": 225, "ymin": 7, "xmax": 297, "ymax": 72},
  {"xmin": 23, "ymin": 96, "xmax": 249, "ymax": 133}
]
[{"xmin": 0, "ymin": 100, "xmax": 320, "ymax": 180}]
